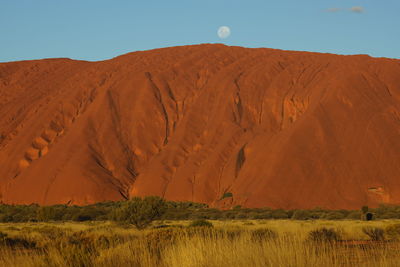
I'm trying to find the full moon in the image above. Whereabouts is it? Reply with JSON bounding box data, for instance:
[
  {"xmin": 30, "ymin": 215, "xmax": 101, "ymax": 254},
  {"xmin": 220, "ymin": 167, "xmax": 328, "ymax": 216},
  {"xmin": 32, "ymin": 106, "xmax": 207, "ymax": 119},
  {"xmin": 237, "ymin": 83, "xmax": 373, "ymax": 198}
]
[{"xmin": 217, "ymin": 26, "xmax": 231, "ymax": 39}]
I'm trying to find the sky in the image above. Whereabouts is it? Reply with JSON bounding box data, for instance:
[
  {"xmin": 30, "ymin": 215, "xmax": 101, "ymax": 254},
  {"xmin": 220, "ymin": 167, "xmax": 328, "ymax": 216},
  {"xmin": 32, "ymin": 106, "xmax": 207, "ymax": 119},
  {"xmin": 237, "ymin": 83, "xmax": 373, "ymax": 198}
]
[{"xmin": 1, "ymin": 0, "xmax": 399, "ymax": 62}]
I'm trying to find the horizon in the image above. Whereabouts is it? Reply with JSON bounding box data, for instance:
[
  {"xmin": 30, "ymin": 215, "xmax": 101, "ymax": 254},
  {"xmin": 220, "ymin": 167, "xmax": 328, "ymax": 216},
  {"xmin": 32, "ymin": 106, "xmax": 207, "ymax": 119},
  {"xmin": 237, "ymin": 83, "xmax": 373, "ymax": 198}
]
[
  {"xmin": 1, "ymin": 1, "xmax": 400, "ymax": 62},
  {"xmin": 2, "ymin": 43, "xmax": 399, "ymax": 64}
]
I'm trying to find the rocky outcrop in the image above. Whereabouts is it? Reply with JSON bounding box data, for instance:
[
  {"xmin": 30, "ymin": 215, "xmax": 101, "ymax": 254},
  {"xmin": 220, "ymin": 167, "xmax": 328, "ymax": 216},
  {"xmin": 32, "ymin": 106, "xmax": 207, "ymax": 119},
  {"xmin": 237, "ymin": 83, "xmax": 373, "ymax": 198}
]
[{"xmin": 0, "ymin": 44, "xmax": 400, "ymax": 209}]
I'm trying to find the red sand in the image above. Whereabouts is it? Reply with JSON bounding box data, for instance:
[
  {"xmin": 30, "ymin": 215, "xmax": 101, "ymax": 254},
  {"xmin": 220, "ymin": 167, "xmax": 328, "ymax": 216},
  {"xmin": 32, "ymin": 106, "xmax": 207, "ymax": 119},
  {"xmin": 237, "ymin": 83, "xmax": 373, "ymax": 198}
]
[{"xmin": 1, "ymin": 44, "xmax": 400, "ymax": 209}]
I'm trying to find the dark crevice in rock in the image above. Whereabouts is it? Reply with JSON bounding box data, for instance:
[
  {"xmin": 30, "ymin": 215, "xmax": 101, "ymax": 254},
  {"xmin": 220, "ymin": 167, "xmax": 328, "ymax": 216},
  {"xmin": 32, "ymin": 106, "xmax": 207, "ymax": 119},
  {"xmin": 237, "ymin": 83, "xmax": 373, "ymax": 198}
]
[
  {"xmin": 146, "ymin": 72, "xmax": 170, "ymax": 145},
  {"xmin": 235, "ymin": 145, "xmax": 246, "ymax": 178}
]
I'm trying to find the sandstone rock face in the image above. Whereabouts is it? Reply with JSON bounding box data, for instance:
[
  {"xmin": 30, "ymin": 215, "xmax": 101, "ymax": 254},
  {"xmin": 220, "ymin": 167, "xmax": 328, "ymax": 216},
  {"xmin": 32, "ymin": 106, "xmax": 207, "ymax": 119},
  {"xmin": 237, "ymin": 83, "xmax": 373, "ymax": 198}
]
[{"xmin": 1, "ymin": 44, "xmax": 400, "ymax": 209}]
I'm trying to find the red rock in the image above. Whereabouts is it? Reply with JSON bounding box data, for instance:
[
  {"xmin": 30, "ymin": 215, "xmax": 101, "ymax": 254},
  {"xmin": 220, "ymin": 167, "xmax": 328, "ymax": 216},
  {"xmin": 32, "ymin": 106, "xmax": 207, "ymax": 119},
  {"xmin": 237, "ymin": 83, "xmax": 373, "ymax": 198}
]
[{"xmin": 0, "ymin": 44, "xmax": 399, "ymax": 209}]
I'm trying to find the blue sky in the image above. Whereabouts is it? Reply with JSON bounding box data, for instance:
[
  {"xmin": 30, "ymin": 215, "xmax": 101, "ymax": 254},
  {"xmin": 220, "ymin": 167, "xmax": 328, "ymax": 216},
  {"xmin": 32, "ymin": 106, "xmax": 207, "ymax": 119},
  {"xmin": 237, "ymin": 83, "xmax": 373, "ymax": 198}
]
[{"xmin": 1, "ymin": 0, "xmax": 399, "ymax": 62}]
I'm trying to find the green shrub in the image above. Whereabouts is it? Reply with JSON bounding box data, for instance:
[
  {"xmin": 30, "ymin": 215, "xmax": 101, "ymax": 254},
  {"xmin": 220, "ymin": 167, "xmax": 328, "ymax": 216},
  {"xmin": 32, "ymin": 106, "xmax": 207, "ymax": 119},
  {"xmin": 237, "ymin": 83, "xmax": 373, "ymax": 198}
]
[
  {"xmin": 372, "ymin": 205, "xmax": 400, "ymax": 219},
  {"xmin": 234, "ymin": 213, "xmax": 248, "ymax": 219},
  {"xmin": 361, "ymin": 206, "xmax": 369, "ymax": 214},
  {"xmin": 270, "ymin": 209, "xmax": 289, "ymax": 219},
  {"xmin": 72, "ymin": 213, "xmax": 93, "ymax": 222},
  {"xmin": 36, "ymin": 206, "xmax": 64, "ymax": 221},
  {"xmin": 292, "ymin": 210, "xmax": 313, "ymax": 220},
  {"xmin": 346, "ymin": 210, "xmax": 362, "ymax": 220},
  {"xmin": 251, "ymin": 212, "xmax": 272, "ymax": 219},
  {"xmin": 222, "ymin": 211, "xmax": 236, "ymax": 219},
  {"xmin": 1, "ymin": 201, "xmax": 400, "ymax": 223},
  {"xmin": 323, "ymin": 211, "xmax": 345, "ymax": 220},
  {"xmin": 307, "ymin": 228, "xmax": 341, "ymax": 243},
  {"xmin": 189, "ymin": 219, "xmax": 213, "ymax": 228},
  {"xmin": 378, "ymin": 212, "xmax": 399, "ymax": 219},
  {"xmin": 114, "ymin": 196, "xmax": 167, "ymax": 230}
]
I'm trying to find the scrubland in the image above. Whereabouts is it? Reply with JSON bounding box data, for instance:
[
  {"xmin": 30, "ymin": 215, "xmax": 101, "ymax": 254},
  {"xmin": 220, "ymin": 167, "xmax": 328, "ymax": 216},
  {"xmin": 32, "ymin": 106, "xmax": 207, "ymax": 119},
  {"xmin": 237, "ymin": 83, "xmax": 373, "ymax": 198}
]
[{"xmin": 1, "ymin": 219, "xmax": 400, "ymax": 267}]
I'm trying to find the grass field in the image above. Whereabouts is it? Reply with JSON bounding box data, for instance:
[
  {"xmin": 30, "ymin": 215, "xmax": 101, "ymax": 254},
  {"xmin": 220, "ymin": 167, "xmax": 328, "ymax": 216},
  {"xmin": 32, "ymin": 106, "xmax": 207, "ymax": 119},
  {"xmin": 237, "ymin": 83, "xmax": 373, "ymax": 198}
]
[{"xmin": 1, "ymin": 219, "xmax": 400, "ymax": 267}]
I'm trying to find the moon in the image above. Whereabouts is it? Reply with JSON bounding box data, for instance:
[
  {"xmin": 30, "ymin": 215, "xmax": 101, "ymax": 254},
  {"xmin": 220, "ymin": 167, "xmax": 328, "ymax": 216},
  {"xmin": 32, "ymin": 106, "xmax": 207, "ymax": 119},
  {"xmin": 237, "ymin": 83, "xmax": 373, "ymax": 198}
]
[{"xmin": 217, "ymin": 26, "xmax": 231, "ymax": 39}]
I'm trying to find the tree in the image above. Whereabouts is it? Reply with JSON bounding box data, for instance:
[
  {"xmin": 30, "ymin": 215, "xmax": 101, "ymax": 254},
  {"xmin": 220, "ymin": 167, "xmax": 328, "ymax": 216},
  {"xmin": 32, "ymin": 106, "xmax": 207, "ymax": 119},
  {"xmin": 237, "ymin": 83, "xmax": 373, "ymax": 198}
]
[{"xmin": 115, "ymin": 196, "xmax": 167, "ymax": 229}]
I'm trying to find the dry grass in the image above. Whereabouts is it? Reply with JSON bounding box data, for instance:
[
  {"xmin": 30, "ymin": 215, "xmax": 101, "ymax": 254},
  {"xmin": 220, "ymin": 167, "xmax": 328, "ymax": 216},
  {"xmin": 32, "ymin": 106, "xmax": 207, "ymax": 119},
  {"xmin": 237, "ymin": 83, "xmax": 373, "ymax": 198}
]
[{"xmin": 1, "ymin": 219, "xmax": 400, "ymax": 267}]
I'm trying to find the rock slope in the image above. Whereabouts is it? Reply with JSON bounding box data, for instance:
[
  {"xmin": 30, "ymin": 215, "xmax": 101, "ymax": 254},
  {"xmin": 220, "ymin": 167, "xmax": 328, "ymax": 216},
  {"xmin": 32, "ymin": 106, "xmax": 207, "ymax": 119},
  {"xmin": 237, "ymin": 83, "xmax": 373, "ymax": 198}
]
[{"xmin": 1, "ymin": 44, "xmax": 400, "ymax": 209}]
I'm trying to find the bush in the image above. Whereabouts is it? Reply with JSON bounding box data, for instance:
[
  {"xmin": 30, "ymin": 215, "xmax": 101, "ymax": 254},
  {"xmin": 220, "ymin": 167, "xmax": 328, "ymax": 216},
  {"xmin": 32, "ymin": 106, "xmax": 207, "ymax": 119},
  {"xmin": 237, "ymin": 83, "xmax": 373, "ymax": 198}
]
[
  {"xmin": 270, "ymin": 209, "xmax": 289, "ymax": 219},
  {"xmin": 1, "ymin": 201, "xmax": 400, "ymax": 223},
  {"xmin": 250, "ymin": 228, "xmax": 277, "ymax": 242},
  {"xmin": 36, "ymin": 206, "xmax": 66, "ymax": 221},
  {"xmin": 378, "ymin": 212, "xmax": 399, "ymax": 219},
  {"xmin": 292, "ymin": 210, "xmax": 313, "ymax": 220},
  {"xmin": 189, "ymin": 219, "xmax": 213, "ymax": 228},
  {"xmin": 114, "ymin": 196, "xmax": 167, "ymax": 230},
  {"xmin": 250, "ymin": 212, "xmax": 272, "ymax": 219},
  {"xmin": 361, "ymin": 206, "xmax": 369, "ymax": 214},
  {"xmin": 385, "ymin": 224, "xmax": 400, "ymax": 240},
  {"xmin": 323, "ymin": 211, "xmax": 345, "ymax": 220},
  {"xmin": 73, "ymin": 214, "xmax": 93, "ymax": 222},
  {"xmin": 307, "ymin": 228, "xmax": 341, "ymax": 243},
  {"xmin": 346, "ymin": 210, "xmax": 362, "ymax": 220},
  {"xmin": 364, "ymin": 212, "xmax": 374, "ymax": 221},
  {"xmin": 222, "ymin": 211, "xmax": 236, "ymax": 219},
  {"xmin": 362, "ymin": 227, "xmax": 385, "ymax": 241},
  {"xmin": 234, "ymin": 213, "xmax": 248, "ymax": 219}
]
